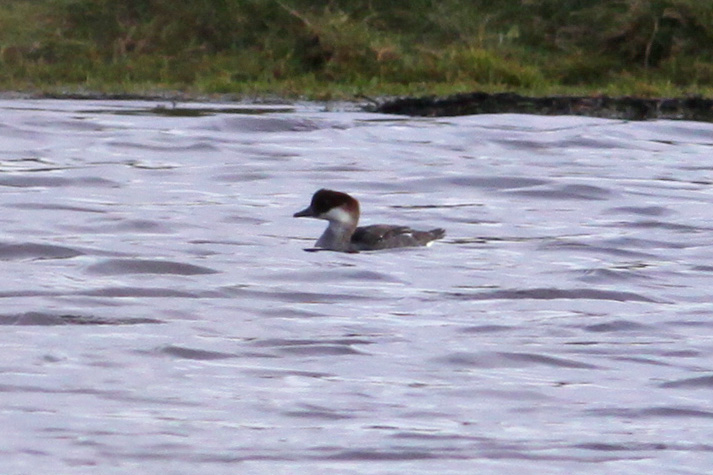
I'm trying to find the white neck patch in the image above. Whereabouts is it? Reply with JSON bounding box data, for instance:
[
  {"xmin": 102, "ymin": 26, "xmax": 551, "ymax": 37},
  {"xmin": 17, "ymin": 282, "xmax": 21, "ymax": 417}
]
[{"xmin": 322, "ymin": 206, "xmax": 356, "ymax": 225}]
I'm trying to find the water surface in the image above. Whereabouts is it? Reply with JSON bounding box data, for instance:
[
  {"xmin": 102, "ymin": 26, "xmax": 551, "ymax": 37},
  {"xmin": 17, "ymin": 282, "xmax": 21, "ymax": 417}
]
[{"xmin": 1, "ymin": 99, "xmax": 712, "ymax": 473}]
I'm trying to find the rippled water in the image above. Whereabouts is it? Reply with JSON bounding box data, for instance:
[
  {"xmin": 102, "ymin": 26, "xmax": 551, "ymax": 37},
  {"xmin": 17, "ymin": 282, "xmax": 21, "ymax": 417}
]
[{"xmin": 1, "ymin": 99, "xmax": 713, "ymax": 473}]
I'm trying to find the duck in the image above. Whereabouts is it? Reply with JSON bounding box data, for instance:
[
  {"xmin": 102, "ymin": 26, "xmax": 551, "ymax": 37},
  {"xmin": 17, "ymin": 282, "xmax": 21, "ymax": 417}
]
[{"xmin": 294, "ymin": 189, "xmax": 445, "ymax": 252}]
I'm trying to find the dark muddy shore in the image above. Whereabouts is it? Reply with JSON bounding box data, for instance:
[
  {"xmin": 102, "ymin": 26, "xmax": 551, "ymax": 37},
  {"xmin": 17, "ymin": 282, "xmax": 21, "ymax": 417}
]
[
  {"xmin": 371, "ymin": 92, "xmax": 713, "ymax": 122},
  {"xmin": 4, "ymin": 90, "xmax": 713, "ymax": 122}
]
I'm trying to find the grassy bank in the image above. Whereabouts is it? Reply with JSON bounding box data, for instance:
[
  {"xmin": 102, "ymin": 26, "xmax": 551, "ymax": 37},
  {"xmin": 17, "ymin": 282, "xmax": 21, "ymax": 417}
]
[{"xmin": 1, "ymin": 0, "xmax": 713, "ymax": 100}]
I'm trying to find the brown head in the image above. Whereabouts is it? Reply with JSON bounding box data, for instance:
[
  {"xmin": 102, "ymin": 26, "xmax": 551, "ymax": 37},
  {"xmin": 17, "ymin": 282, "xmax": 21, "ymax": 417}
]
[{"xmin": 293, "ymin": 189, "xmax": 360, "ymax": 223}]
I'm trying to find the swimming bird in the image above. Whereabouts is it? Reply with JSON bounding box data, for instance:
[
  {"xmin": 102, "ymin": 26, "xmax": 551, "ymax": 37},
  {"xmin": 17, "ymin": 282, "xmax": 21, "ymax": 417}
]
[{"xmin": 294, "ymin": 189, "xmax": 445, "ymax": 252}]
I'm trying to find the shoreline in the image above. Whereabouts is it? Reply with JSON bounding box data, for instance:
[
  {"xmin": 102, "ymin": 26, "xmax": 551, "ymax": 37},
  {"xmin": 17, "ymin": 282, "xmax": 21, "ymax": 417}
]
[
  {"xmin": 2, "ymin": 90, "xmax": 712, "ymax": 122},
  {"xmin": 371, "ymin": 92, "xmax": 713, "ymax": 122}
]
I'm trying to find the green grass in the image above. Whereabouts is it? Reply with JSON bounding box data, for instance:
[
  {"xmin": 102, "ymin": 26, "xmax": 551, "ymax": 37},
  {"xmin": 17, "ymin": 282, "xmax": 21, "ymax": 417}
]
[{"xmin": 2, "ymin": 0, "xmax": 713, "ymax": 100}]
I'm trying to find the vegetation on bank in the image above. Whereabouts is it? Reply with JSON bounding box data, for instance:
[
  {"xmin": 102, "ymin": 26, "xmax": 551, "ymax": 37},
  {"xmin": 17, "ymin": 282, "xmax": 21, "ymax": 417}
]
[{"xmin": 1, "ymin": 0, "xmax": 713, "ymax": 100}]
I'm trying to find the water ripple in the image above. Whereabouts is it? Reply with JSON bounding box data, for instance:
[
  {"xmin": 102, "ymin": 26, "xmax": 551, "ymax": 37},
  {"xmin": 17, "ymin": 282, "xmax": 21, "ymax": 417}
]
[
  {"xmin": 1, "ymin": 101, "xmax": 712, "ymax": 473},
  {"xmin": 447, "ymin": 288, "xmax": 661, "ymax": 303},
  {"xmin": 0, "ymin": 312, "xmax": 162, "ymax": 325},
  {"xmin": 0, "ymin": 242, "xmax": 84, "ymax": 260},
  {"xmin": 87, "ymin": 259, "xmax": 218, "ymax": 275},
  {"xmin": 440, "ymin": 351, "xmax": 599, "ymax": 369}
]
